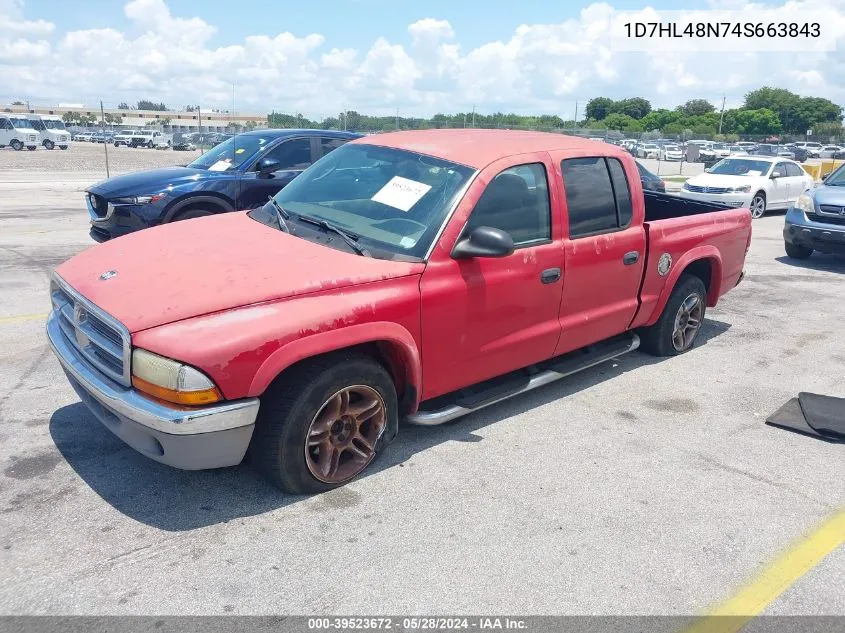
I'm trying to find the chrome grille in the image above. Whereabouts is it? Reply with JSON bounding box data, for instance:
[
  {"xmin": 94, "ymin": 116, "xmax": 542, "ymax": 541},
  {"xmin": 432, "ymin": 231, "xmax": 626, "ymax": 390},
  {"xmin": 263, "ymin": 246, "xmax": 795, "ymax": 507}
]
[
  {"xmin": 50, "ymin": 276, "xmax": 131, "ymax": 386},
  {"xmin": 818, "ymin": 204, "xmax": 845, "ymax": 216},
  {"xmin": 806, "ymin": 212, "xmax": 845, "ymax": 226},
  {"xmin": 685, "ymin": 184, "xmax": 729, "ymax": 194}
]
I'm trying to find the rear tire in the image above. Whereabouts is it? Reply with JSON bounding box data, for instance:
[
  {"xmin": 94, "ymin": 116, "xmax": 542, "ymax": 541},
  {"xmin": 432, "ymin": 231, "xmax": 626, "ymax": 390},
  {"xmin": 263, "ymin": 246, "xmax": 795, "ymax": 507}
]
[
  {"xmin": 249, "ymin": 353, "xmax": 397, "ymax": 494},
  {"xmin": 639, "ymin": 274, "xmax": 707, "ymax": 357},
  {"xmin": 785, "ymin": 242, "xmax": 813, "ymax": 260},
  {"xmin": 10, "ymin": 140, "xmax": 22, "ymax": 151},
  {"xmin": 147, "ymin": 140, "xmax": 154, "ymax": 149},
  {"xmin": 43, "ymin": 140, "xmax": 55, "ymax": 150}
]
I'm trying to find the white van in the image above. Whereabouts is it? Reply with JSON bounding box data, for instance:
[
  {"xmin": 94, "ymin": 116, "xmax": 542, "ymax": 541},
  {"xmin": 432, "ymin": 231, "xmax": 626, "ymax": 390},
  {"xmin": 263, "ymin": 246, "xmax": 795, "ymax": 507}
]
[
  {"xmin": 0, "ymin": 114, "xmax": 40, "ymax": 151},
  {"xmin": 28, "ymin": 115, "xmax": 71, "ymax": 150}
]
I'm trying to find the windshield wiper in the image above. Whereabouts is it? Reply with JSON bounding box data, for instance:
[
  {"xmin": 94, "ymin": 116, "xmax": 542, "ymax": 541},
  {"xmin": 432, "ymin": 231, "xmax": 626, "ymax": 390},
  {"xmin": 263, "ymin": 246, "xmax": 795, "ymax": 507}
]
[
  {"xmin": 297, "ymin": 215, "xmax": 370, "ymax": 257},
  {"xmin": 266, "ymin": 196, "xmax": 290, "ymax": 233}
]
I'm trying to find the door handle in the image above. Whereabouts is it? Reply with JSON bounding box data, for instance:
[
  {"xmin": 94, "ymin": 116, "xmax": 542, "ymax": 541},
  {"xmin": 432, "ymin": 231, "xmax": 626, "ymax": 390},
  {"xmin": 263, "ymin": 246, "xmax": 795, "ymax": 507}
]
[
  {"xmin": 541, "ymin": 267, "xmax": 561, "ymax": 284},
  {"xmin": 623, "ymin": 251, "xmax": 640, "ymax": 265}
]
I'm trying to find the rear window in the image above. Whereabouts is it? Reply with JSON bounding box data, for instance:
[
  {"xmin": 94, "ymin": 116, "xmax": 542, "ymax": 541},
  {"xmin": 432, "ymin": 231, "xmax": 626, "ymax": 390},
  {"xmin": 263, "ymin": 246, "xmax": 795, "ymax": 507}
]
[{"xmin": 562, "ymin": 157, "xmax": 633, "ymax": 238}]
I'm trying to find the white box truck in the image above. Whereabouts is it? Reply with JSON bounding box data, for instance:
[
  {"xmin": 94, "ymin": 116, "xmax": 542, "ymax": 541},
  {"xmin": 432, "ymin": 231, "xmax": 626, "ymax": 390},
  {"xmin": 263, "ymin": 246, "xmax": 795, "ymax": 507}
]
[
  {"xmin": 0, "ymin": 113, "xmax": 41, "ymax": 151},
  {"xmin": 28, "ymin": 114, "xmax": 71, "ymax": 150}
]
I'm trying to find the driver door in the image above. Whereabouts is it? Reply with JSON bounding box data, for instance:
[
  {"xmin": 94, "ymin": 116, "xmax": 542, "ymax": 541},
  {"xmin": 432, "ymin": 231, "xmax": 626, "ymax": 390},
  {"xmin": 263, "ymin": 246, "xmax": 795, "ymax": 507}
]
[
  {"xmin": 237, "ymin": 137, "xmax": 317, "ymax": 209},
  {"xmin": 419, "ymin": 154, "xmax": 564, "ymax": 400}
]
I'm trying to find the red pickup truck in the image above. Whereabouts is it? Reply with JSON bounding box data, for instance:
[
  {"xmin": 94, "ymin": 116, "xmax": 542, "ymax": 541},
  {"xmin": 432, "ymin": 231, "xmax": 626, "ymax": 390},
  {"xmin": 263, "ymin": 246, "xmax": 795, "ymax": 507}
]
[{"xmin": 47, "ymin": 130, "xmax": 751, "ymax": 493}]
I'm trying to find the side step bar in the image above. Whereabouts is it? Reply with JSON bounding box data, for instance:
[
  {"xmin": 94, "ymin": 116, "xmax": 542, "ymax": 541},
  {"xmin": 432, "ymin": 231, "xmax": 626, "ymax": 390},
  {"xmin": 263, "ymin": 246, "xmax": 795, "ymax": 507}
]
[{"xmin": 406, "ymin": 333, "xmax": 640, "ymax": 426}]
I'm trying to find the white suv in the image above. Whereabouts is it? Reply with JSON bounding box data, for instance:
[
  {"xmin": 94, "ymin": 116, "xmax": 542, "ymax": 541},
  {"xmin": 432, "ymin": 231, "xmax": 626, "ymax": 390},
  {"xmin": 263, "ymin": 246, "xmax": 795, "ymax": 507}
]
[{"xmin": 113, "ymin": 130, "xmax": 136, "ymax": 146}]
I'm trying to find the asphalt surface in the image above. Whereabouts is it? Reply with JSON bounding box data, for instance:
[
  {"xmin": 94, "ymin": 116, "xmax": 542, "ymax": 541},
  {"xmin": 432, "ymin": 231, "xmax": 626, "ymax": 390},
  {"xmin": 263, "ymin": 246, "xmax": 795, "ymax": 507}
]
[{"xmin": 0, "ymin": 166, "xmax": 843, "ymax": 616}]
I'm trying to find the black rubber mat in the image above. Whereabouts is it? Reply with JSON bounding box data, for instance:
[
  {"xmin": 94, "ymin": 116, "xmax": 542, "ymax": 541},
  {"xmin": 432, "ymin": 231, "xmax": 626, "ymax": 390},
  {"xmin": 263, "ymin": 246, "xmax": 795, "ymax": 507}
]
[
  {"xmin": 798, "ymin": 392, "xmax": 845, "ymax": 440},
  {"xmin": 766, "ymin": 396, "xmax": 844, "ymax": 443}
]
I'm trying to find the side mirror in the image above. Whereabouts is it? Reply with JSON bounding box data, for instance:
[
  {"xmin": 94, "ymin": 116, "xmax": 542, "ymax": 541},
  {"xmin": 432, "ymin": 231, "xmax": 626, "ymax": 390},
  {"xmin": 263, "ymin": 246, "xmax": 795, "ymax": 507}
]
[
  {"xmin": 771, "ymin": 171, "xmax": 783, "ymax": 179},
  {"xmin": 452, "ymin": 226, "xmax": 515, "ymax": 259},
  {"xmin": 257, "ymin": 157, "xmax": 281, "ymax": 177},
  {"xmin": 704, "ymin": 167, "xmax": 711, "ymax": 173}
]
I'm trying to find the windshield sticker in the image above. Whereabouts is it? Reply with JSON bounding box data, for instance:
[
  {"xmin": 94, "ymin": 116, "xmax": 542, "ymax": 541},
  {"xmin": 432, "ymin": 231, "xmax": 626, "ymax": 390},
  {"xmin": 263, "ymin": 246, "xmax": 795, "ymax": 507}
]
[
  {"xmin": 235, "ymin": 148, "xmax": 245, "ymax": 154},
  {"xmin": 371, "ymin": 176, "xmax": 432, "ymax": 212},
  {"xmin": 745, "ymin": 170, "xmax": 762, "ymax": 177},
  {"xmin": 207, "ymin": 159, "xmax": 232, "ymax": 172},
  {"xmin": 399, "ymin": 236, "xmax": 417, "ymax": 249}
]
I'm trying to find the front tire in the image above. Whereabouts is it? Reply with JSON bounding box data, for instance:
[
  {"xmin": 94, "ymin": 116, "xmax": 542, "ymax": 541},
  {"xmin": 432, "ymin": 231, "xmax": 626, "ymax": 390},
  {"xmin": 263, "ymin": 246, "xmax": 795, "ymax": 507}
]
[
  {"xmin": 170, "ymin": 207, "xmax": 215, "ymax": 222},
  {"xmin": 785, "ymin": 242, "xmax": 813, "ymax": 260},
  {"xmin": 750, "ymin": 191, "xmax": 766, "ymax": 219},
  {"xmin": 249, "ymin": 354, "xmax": 397, "ymax": 494},
  {"xmin": 43, "ymin": 140, "xmax": 55, "ymax": 150},
  {"xmin": 59, "ymin": 145, "xmax": 68, "ymax": 150},
  {"xmin": 640, "ymin": 274, "xmax": 707, "ymax": 357}
]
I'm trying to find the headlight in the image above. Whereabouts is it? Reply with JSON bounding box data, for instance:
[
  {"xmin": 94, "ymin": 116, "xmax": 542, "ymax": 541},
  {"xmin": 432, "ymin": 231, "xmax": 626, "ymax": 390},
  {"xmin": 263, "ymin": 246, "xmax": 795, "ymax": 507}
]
[
  {"xmin": 726, "ymin": 185, "xmax": 751, "ymax": 193},
  {"xmin": 112, "ymin": 193, "xmax": 167, "ymax": 205},
  {"xmin": 794, "ymin": 194, "xmax": 815, "ymax": 214},
  {"xmin": 131, "ymin": 348, "xmax": 222, "ymax": 406}
]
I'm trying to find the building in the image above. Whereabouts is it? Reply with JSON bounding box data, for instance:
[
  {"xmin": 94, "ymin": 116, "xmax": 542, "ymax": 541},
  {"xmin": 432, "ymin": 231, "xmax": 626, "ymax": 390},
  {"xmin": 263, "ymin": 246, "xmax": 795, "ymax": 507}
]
[{"xmin": 2, "ymin": 103, "xmax": 267, "ymax": 133}]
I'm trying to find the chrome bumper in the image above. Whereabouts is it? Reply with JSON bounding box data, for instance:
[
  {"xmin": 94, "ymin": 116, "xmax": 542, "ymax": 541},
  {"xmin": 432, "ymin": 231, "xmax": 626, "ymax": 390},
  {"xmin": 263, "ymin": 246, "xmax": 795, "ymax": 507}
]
[{"xmin": 47, "ymin": 312, "xmax": 260, "ymax": 469}]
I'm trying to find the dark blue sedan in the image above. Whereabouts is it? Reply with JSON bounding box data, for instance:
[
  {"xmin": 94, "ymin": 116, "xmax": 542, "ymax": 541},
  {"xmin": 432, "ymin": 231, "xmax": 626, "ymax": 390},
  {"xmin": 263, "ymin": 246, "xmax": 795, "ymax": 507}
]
[{"xmin": 86, "ymin": 129, "xmax": 361, "ymax": 241}]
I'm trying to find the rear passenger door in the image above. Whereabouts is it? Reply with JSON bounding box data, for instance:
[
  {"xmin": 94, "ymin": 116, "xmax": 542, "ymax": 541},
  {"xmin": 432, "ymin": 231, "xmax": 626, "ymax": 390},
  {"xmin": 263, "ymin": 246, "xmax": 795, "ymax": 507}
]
[
  {"xmin": 785, "ymin": 162, "xmax": 810, "ymax": 202},
  {"xmin": 768, "ymin": 161, "xmax": 792, "ymax": 208},
  {"xmin": 237, "ymin": 137, "xmax": 317, "ymax": 209},
  {"xmin": 550, "ymin": 155, "xmax": 646, "ymax": 355}
]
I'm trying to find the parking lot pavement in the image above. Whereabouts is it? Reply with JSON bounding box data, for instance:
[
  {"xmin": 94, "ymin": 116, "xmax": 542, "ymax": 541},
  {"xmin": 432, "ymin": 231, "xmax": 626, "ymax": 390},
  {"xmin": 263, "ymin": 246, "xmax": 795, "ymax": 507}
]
[{"xmin": 0, "ymin": 170, "xmax": 843, "ymax": 616}]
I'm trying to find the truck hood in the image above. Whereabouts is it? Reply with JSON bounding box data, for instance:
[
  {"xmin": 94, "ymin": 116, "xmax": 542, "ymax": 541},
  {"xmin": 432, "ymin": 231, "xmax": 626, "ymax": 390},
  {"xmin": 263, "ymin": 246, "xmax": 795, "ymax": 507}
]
[
  {"xmin": 55, "ymin": 212, "xmax": 423, "ymax": 333},
  {"xmin": 86, "ymin": 166, "xmax": 236, "ymax": 197}
]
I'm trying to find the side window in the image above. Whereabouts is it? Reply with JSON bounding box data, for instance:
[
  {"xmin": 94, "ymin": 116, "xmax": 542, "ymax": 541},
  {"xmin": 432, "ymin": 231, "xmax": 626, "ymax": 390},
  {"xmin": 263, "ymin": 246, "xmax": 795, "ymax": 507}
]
[
  {"xmin": 464, "ymin": 163, "xmax": 551, "ymax": 246},
  {"xmin": 786, "ymin": 163, "xmax": 804, "ymax": 177},
  {"xmin": 260, "ymin": 138, "xmax": 312, "ymax": 170},
  {"xmin": 774, "ymin": 162, "xmax": 790, "ymax": 177},
  {"xmin": 320, "ymin": 137, "xmax": 348, "ymax": 157},
  {"xmin": 562, "ymin": 157, "xmax": 629, "ymax": 238},
  {"xmin": 0, "ymin": 118, "xmax": 11, "ymax": 130},
  {"xmin": 606, "ymin": 158, "xmax": 633, "ymax": 227}
]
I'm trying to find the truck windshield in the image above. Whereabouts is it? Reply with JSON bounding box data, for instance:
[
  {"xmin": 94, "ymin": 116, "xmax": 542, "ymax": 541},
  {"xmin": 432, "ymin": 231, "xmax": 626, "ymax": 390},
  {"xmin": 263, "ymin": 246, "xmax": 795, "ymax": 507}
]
[
  {"xmin": 44, "ymin": 120, "xmax": 66, "ymax": 130},
  {"xmin": 249, "ymin": 143, "xmax": 475, "ymax": 259},
  {"xmin": 709, "ymin": 158, "xmax": 773, "ymax": 176},
  {"xmin": 188, "ymin": 135, "xmax": 266, "ymax": 171},
  {"xmin": 11, "ymin": 118, "xmax": 34, "ymax": 129}
]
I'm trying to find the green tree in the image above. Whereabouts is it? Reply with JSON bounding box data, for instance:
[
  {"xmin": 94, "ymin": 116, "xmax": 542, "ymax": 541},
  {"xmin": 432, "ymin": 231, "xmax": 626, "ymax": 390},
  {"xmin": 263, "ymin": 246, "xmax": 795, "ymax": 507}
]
[
  {"xmin": 678, "ymin": 99, "xmax": 715, "ymax": 116},
  {"xmin": 118, "ymin": 102, "xmax": 130, "ymax": 110},
  {"xmin": 602, "ymin": 112, "xmax": 644, "ymax": 132},
  {"xmin": 641, "ymin": 108, "xmax": 682, "ymax": 131},
  {"xmin": 733, "ymin": 108, "xmax": 782, "ymax": 135},
  {"xmin": 585, "ymin": 97, "xmax": 614, "ymax": 121},
  {"xmin": 615, "ymin": 97, "xmax": 651, "ymax": 119},
  {"xmin": 137, "ymin": 100, "xmax": 167, "ymax": 111}
]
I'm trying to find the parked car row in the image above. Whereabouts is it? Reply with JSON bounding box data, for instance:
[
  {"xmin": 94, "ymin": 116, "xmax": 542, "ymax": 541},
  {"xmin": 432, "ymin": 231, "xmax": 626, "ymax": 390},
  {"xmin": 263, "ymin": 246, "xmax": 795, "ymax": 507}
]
[{"xmin": 0, "ymin": 113, "xmax": 71, "ymax": 150}]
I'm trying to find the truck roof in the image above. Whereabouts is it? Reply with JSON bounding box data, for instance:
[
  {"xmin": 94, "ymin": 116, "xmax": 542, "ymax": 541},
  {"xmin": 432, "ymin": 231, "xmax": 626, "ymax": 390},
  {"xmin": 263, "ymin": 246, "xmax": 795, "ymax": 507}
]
[{"xmin": 354, "ymin": 129, "xmax": 620, "ymax": 169}]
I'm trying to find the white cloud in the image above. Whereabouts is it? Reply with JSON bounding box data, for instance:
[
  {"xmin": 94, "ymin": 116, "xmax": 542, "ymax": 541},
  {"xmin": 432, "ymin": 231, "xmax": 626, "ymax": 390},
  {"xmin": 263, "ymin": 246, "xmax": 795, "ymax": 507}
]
[{"xmin": 1, "ymin": 0, "xmax": 844, "ymax": 118}]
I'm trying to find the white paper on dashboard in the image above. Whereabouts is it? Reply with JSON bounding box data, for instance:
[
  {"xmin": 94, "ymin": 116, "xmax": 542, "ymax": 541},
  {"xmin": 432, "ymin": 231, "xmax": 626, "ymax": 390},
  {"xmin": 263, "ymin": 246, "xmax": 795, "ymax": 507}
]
[
  {"xmin": 208, "ymin": 159, "xmax": 232, "ymax": 172},
  {"xmin": 371, "ymin": 176, "xmax": 432, "ymax": 212},
  {"xmin": 745, "ymin": 170, "xmax": 762, "ymax": 177}
]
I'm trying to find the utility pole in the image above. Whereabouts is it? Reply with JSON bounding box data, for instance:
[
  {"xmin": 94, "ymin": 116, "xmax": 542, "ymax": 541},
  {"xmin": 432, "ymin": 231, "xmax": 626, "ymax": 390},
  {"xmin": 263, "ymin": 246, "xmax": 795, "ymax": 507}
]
[
  {"xmin": 197, "ymin": 104, "xmax": 203, "ymax": 154},
  {"xmin": 471, "ymin": 105, "xmax": 476, "ymax": 128},
  {"xmin": 395, "ymin": 107, "xmax": 399, "ymax": 130},
  {"xmin": 100, "ymin": 100, "xmax": 110, "ymax": 178},
  {"xmin": 718, "ymin": 94, "xmax": 726, "ymax": 135},
  {"xmin": 574, "ymin": 101, "xmax": 578, "ymax": 128}
]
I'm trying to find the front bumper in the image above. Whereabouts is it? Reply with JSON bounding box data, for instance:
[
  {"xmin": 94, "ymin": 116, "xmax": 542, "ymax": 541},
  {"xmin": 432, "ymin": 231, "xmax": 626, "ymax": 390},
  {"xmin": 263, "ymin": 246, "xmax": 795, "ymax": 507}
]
[
  {"xmin": 784, "ymin": 207, "xmax": 845, "ymax": 253},
  {"xmin": 47, "ymin": 312, "xmax": 260, "ymax": 470},
  {"xmin": 677, "ymin": 189, "xmax": 750, "ymax": 208}
]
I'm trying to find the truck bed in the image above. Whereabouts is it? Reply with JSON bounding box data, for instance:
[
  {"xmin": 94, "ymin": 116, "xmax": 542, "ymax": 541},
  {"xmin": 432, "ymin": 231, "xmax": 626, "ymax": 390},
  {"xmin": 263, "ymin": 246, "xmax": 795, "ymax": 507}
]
[
  {"xmin": 643, "ymin": 190, "xmax": 733, "ymax": 221},
  {"xmin": 631, "ymin": 193, "xmax": 752, "ymax": 329}
]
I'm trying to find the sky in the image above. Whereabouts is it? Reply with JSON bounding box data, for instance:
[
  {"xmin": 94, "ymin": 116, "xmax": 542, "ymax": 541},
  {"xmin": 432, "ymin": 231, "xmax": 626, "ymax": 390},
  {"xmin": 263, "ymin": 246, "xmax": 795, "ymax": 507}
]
[{"xmin": 1, "ymin": 0, "xmax": 844, "ymax": 119}]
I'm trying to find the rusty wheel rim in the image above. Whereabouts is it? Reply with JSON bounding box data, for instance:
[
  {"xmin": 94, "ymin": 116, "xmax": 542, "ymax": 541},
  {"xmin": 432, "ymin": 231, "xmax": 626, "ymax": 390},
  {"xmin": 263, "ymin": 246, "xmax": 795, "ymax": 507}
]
[
  {"xmin": 672, "ymin": 293, "xmax": 703, "ymax": 352},
  {"xmin": 305, "ymin": 385, "xmax": 387, "ymax": 484}
]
